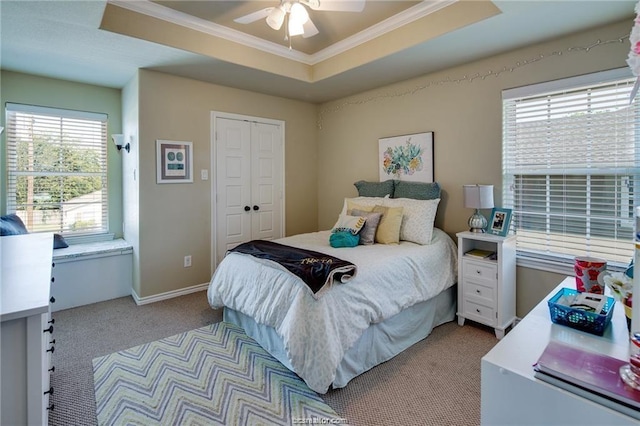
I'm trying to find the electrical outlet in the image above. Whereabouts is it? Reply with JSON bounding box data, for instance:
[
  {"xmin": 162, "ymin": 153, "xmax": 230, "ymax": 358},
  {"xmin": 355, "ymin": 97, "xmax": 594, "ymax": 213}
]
[{"xmin": 184, "ymin": 255, "xmax": 192, "ymax": 268}]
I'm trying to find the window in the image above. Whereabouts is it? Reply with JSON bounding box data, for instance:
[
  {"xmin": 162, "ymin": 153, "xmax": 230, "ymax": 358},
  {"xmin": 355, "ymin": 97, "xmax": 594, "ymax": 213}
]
[
  {"xmin": 502, "ymin": 68, "xmax": 640, "ymax": 270},
  {"xmin": 6, "ymin": 103, "xmax": 108, "ymax": 236}
]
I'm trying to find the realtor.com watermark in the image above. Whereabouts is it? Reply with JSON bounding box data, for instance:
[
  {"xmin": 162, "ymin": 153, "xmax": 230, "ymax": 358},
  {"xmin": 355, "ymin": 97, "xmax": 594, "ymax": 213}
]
[{"xmin": 292, "ymin": 417, "xmax": 349, "ymax": 425}]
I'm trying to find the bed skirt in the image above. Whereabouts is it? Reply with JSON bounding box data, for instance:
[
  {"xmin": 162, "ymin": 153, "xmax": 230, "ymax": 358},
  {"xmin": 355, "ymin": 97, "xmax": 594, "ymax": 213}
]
[{"xmin": 223, "ymin": 284, "xmax": 457, "ymax": 392}]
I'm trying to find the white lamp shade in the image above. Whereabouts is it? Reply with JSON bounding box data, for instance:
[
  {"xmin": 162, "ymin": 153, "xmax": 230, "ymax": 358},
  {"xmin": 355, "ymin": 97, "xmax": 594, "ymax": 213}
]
[
  {"xmin": 289, "ymin": 3, "xmax": 309, "ymax": 24},
  {"xmin": 267, "ymin": 6, "xmax": 285, "ymax": 30},
  {"xmin": 288, "ymin": 18, "xmax": 305, "ymax": 36},
  {"xmin": 463, "ymin": 184, "xmax": 494, "ymax": 209}
]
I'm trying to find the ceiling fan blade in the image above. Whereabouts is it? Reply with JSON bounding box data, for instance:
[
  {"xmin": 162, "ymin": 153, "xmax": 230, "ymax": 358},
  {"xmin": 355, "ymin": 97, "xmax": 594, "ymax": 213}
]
[
  {"xmin": 233, "ymin": 7, "xmax": 273, "ymax": 24},
  {"xmin": 302, "ymin": 18, "xmax": 319, "ymax": 38},
  {"xmin": 304, "ymin": 0, "xmax": 365, "ymax": 12}
]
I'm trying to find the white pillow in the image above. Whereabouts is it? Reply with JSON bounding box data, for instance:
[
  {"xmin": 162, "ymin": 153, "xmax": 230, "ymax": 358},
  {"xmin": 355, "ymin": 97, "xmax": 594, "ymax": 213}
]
[
  {"xmin": 332, "ymin": 214, "xmax": 367, "ymax": 235},
  {"xmin": 340, "ymin": 196, "xmax": 387, "ymax": 216},
  {"xmin": 382, "ymin": 198, "xmax": 440, "ymax": 244}
]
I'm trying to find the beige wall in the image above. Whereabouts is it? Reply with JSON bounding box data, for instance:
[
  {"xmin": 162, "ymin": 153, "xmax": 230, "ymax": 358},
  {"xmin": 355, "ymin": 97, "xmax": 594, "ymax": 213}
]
[
  {"xmin": 0, "ymin": 71, "xmax": 123, "ymax": 237},
  {"xmin": 317, "ymin": 20, "xmax": 631, "ymax": 317},
  {"xmin": 131, "ymin": 70, "xmax": 318, "ymax": 298}
]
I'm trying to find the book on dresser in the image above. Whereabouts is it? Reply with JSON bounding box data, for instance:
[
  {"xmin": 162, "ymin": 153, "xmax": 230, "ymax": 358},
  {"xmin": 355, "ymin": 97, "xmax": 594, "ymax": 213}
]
[
  {"xmin": 533, "ymin": 340, "xmax": 640, "ymax": 419},
  {"xmin": 464, "ymin": 248, "xmax": 496, "ymax": 259}
]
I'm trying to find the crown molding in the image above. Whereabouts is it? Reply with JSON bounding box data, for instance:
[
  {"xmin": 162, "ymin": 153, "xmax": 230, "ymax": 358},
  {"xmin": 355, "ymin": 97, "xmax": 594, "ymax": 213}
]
[
  {"xmin": 107, "ymin": 0, "xmax": 457, "ymax": 66},
  {"xmin": 310, "ymin": 0, "xmax": 457, "ymax": 63},
  {"xmin": 108, "ymin": 0, "xmax": 312, "ymax": 64}
]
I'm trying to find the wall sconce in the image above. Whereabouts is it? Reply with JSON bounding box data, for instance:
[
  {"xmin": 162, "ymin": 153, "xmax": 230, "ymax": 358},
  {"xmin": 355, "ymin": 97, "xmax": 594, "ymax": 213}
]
[
  {"xmin": 112, "ymin": 134, "xmax": 130, "ymax": 153},
  {"xmin": 463, "ymin": 184, "xmax": 494, "ymax": 233}
]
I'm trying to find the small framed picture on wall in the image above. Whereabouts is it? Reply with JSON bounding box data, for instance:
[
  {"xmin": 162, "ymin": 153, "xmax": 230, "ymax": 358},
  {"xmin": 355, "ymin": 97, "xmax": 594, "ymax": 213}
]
[
  {"xmin": 486, "ymin": 208, "xmax": 512, "ymax": 237},
  {"xmin": 156, "ymin": 140, "xmax": 193, "ymax": 184}
]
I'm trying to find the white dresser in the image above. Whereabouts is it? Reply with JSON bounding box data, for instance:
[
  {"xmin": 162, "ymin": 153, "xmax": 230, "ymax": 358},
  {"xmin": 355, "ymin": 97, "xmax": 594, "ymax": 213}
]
[
  {"xmin": 1, "ymin": 233, "xmax": 55, "ymax": 426},
  {"xmin": 481, "ymin": 277, "xmax": 637, "ymax": 425}
]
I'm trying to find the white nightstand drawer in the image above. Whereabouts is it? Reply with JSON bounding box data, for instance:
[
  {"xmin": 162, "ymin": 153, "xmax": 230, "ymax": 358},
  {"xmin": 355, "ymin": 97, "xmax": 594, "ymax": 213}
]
[
  {"xmin": 465, "ymin": 281, "xmax": 496, "ymax": 307},
  {"xmin": 463, "ymin": 259, "xmax": 497, "ymax": 283},
  {"xmin": 465, "ymin": 300, "xmax": 496, "ymax": 326}
]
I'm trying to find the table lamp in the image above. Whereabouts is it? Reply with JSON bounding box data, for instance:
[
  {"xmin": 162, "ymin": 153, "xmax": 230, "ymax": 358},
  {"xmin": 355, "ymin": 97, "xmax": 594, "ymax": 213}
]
[{"xmin": 463, "ymin": 184, "xmax": 494, "ymax": 233}]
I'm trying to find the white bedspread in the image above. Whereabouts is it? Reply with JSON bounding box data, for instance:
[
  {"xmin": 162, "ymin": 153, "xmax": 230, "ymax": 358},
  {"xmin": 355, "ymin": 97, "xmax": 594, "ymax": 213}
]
[{"xmin": 207, "ymin": 228, "xmax": 457, "ymax": 393}]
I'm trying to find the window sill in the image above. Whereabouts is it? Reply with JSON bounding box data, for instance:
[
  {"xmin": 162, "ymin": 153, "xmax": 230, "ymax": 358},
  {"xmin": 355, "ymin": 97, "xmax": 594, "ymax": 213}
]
[{"xmin": 52, "ymin": 238, "xmax": 132, "ymax": 262}]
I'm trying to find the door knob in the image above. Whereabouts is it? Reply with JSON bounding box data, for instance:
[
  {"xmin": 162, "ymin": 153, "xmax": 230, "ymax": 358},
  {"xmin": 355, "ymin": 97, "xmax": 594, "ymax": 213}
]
[
  {"xmin": 253, "ymin": 205, "xmax": 259, "ymax": 211},
  {"xmin": 244, "ymin": 206, "xmax": 250, "ymax": 212}
]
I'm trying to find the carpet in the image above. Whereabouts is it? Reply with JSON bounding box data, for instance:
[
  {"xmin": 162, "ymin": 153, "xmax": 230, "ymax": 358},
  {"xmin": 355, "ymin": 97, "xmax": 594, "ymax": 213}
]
[{"xmin": 92, "ymin": 322, "xmax": 347, "ymax": 425}]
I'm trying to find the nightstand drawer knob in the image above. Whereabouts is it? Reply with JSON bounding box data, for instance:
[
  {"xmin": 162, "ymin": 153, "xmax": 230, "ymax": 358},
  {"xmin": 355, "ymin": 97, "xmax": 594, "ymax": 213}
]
[
  {"xmin": 476, "ymin": 308, "xmax": 481, "ymax": 313},
  {"xmin": 476, "ymin": 270, "xmax": 481, "ymax": 274},
  {"xmin": 476, "ymin": 289, "xmax": 481, "ymax": 294}
]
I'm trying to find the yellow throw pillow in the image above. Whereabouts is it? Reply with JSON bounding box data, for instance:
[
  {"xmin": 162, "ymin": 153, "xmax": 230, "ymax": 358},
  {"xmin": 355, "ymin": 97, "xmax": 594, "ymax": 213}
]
[
  {"xmin": 346, "ymin": 200, "xmax": 375, "ymax": 214},
  {"xmin": 372, "ymin": 205, "xmax": 403, "ymax": 244},
  {"xmin": 340, "ymin": 197, "xmax": 385, "ymax": 216}
]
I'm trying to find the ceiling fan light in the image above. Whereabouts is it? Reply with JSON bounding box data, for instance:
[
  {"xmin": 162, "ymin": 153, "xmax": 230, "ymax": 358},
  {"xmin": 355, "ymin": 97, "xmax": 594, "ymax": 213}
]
[
  {"xmin": 266, "ymin": 6, "xmax": 285, "ymax": 30},
  {"xmin": 289, "ymin": 3, "xmax": 309, "ymax": 24},
  {"xmin": 288, "ymin": 18, "xmax": 305, "ymax": 37}
]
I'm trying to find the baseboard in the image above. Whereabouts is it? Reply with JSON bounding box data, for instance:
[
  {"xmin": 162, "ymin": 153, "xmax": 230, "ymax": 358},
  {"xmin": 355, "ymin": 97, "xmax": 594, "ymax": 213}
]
[{"xmin": 132, "ymin": 282, "xmax": 209, "ymax": 306}]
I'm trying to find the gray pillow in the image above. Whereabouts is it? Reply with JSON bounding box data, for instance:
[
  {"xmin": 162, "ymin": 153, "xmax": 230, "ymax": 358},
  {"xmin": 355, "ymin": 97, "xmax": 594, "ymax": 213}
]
[
  {"xmin": 53, "ymin": 233, "xmax": 69, "ymax": 249},
  {"xmin": 354, "ymin": 180, "xmax": 394, "ymax": 198},
  {"xmin": 393, "ymin": 181, "xmax": 441, "ymax": 200},
  {"xmin": 349, "ymin": 209, "xmax": 383, "ymax": 245}
]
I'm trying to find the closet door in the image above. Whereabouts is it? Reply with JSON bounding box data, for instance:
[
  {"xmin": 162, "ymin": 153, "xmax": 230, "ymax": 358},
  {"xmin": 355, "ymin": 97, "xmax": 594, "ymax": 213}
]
[
  {"xmin": 214, "ymin": 116, "xmax": 283, "ymax": 266},
  {"xmin": 215, "ymin": 117, "xmax": 252, "ymax": 266},
  {"xmin": 250, "ymin": 122, "xmax": 282, "ymax": 241}
]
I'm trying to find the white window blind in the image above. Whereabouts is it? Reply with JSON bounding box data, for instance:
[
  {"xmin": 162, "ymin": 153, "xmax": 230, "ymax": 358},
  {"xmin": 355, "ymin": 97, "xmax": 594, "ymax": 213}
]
[
  {"xmin": 6, "ymin": 103, "xmax": 108, "ymax": 236},
  {"xmin": 502, "ymin": 69, "xmax": 640, "ymax": 266}
]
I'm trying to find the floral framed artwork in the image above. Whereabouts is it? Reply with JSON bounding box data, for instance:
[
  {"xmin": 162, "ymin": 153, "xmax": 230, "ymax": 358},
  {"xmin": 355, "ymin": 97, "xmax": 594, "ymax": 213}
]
[
  {"xmin": 379, "ymin": 132, "xmax": 434, "ymax": 182},
  {"xmin": 486, "ymin": 207, "xmax": 512, "ymax": 237},
  {"xmin": 156, "ymin": 140, "xmax": 193, "ymax": 184}
]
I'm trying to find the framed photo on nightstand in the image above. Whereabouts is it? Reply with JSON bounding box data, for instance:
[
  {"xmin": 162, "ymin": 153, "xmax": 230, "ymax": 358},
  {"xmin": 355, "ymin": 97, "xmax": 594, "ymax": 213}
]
[{"xmin": 486, "ymin": 208, "xmax": 512, "ymax": 237}]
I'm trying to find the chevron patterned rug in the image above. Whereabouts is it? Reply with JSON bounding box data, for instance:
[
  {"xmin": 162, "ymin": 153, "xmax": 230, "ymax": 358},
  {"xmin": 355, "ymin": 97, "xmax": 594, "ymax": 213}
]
[{"xmin": 92, "ymin": 322, "xmax": 347, "ymax": 425}]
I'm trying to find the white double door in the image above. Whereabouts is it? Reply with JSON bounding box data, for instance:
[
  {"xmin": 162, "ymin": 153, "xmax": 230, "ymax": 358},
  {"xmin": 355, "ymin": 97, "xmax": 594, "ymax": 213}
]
[{"xmin": 213, "ymin": 113, "xmax": 284, "ymax": 267}]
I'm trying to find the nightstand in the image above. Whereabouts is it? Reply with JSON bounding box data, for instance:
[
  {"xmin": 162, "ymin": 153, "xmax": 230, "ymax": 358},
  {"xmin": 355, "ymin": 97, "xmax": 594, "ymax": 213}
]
[{"xmin": 456, "ymin": 231, "xmax": 516, "ymax": 339}]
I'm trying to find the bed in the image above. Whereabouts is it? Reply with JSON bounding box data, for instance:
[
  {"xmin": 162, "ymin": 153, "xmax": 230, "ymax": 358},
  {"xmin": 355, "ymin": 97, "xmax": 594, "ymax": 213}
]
[{"xmin": 207, "ymin": 187, "xmax": 458, "ymax": 394}]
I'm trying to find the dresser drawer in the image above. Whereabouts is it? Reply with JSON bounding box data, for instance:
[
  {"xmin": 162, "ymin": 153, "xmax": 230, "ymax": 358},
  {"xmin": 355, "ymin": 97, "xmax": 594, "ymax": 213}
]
[
  {"xmin": 465, "ymin": 281, "xmax": 496, "ymax": 308},
  {"xmin": 463, "ymin": 259, "xmax": 497, "ymax": 284},
  {"xmin": 464, "ymin": 300, "xmax": 496, "ymax": 326}
]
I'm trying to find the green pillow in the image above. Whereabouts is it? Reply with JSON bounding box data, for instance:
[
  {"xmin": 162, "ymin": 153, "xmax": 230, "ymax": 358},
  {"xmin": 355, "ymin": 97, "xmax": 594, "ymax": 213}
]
[
  {"xmin": 329, "ymin": 231, "xmax": 360, "ymax": 248},
  {"xmin": 354, "ymin": 180, "xmax": 394, "ymax": 197},
  {"xmin": 393, "ymin": 181, "xmax": 441, "ymax": 200}
]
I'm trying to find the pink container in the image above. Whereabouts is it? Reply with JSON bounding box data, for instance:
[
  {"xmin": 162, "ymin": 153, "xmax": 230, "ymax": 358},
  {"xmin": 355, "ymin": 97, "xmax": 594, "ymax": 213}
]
[{"xmin": 574, "ymin": 256, "xmax": 607, "ymax": 294}]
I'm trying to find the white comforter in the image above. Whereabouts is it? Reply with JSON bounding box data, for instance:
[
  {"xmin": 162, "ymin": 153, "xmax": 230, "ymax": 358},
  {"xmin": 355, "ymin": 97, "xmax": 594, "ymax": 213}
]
[{"xmin": 207, "ymin": 228, "xmax": 457, "ymax": 393}]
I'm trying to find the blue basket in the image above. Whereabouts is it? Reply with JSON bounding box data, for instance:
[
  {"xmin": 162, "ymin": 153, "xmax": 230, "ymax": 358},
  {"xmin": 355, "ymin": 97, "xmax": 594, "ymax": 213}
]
[{"xmin": 547, "ymin": 287, "xmax": 615, "ymax": 336}]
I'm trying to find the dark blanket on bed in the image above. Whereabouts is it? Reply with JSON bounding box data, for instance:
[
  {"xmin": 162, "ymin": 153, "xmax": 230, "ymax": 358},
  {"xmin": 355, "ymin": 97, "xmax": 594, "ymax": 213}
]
[{"xmin": 229, "ymin": 240, "xmax": 357, "ymax": 297}]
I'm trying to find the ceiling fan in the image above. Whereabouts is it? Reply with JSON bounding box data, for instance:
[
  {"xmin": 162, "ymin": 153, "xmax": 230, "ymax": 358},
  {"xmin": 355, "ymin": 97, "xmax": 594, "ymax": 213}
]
[{"xmin": 234, "ymin": 0, "xmax": 366, "ymax": 39}]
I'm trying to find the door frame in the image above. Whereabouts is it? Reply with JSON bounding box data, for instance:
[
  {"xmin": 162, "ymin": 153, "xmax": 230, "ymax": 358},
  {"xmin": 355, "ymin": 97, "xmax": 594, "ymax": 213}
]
[{"xmin": 210, "ymin": 111, "xmax": 286, "ymax": 273}]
